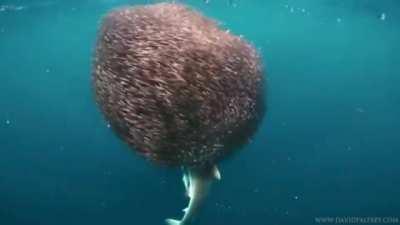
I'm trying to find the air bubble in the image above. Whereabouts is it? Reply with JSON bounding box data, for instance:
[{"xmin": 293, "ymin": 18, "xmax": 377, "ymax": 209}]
[{"xmin": 380, "ymin": 13, "xmax": 386, "ymax": 21}]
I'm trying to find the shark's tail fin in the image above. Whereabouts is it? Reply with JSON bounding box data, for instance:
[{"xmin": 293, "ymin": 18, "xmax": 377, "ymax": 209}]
[{"xmin": 165, "ymin": 218, "xmax": 183, "ymax": 225}]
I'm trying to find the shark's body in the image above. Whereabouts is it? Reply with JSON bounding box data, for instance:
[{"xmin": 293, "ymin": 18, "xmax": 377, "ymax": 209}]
[{"xmin": 166, "ymin": 165, "xmax": 221, "ymax": 225}]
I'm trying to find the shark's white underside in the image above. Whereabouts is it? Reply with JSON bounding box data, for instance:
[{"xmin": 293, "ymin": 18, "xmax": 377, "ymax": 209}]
[{"xmin": 165, "ymin": 165, "xmax": 221, "ymax": 225}]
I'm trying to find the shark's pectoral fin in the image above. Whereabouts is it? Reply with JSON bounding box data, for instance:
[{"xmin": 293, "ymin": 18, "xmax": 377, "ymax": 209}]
[{"xmin": 212, "ymin": 165, "xmax": 221, "ymax": 180}]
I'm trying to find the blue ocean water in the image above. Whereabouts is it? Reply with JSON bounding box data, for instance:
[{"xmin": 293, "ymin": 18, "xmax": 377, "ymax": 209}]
[{"xmin": 1, "ymin": 0, "xmax": 399, "ymax": 225}]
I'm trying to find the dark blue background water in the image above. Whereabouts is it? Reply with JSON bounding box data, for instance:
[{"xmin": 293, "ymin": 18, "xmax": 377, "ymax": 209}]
[{"xmin": 1, "ymin": 0, "xmax": 399, "ymax": 224}]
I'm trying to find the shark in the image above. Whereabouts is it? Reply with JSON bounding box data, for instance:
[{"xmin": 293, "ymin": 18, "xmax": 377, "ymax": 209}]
[{"xmin": 166, "ymin": 165, "xmax": 221, "ymax": 225}]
